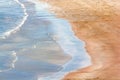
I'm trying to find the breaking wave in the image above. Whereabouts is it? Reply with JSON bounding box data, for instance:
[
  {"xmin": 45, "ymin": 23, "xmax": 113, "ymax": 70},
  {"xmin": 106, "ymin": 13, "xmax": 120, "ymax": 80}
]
[
  {"xmin": 0, "ymin": 0, "xmax": 28, "ymax": 72},
  {"xmin": 3, "ymin": 0, "xmax": 28, "ymax": 38}
]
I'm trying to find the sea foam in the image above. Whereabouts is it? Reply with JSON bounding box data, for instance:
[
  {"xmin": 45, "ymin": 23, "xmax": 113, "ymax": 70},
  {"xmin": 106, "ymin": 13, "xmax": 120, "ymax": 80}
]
[
  {"xmin": 0, "ymin": 0, "xmax": 28, "ymax": 72},
  {"xmin": 0, "ymin": 51, "xmax": 18, "ymax": 72},
  {"xmin": 3, "ymin": 0, "xmax": 28, "ymax": 38}
]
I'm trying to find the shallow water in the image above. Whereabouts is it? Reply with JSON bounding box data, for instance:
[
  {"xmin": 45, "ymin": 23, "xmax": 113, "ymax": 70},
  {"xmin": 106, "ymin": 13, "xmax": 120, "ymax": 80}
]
[
  {"xmin": 0, "ymin": 0, "xmax": 24, "ymax": 38},
  {"xmin": 0, "ymin": 0, "xmax": 91, "ymax": 80}
]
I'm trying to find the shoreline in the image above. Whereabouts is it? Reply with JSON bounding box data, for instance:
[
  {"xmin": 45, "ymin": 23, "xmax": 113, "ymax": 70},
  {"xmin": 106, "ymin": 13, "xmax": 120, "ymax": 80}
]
[
  {"xmin": 33, "ymin": 0, "xmax": 91, "ymax": 79},
  {"xmin": 41, "ymin": 0, "xmax": 120, "ymax": 80}
]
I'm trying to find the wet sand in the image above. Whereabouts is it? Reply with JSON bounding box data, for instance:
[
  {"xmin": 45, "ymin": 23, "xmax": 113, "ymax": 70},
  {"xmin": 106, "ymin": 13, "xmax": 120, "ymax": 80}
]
[{"xmin": 41, "ymin": 0, "xmax": 120, "ymax": 80}]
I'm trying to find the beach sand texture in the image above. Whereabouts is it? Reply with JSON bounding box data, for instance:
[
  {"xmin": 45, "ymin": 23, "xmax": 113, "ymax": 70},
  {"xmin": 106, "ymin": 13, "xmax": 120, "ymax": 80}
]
[{"xmin": 41, "ymin": 0, "xmax": 120, "ymax": 80}]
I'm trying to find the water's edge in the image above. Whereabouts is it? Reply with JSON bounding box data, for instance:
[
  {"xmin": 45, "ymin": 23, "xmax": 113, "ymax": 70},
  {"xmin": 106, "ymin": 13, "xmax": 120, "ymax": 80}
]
[{"xmin": 32, "ymin": 0, "xmax": 91, "ymax": 80}]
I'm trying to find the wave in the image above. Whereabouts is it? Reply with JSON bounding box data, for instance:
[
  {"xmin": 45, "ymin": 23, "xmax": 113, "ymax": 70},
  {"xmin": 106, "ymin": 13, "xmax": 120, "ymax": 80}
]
[
  {"xmin": 3, "ymin": 0, "xmax": 28, "ymax": 39},
  {"xmin": 10, "ymin": 51, "xmax": 18, "ymax": 69},
  {"xmin": 0, "ymin": 0, "xmax": 28, "ymax": 72},
  {"xmin": 0, "ymin": 51, "xmax": 18, "ymax": 72}
]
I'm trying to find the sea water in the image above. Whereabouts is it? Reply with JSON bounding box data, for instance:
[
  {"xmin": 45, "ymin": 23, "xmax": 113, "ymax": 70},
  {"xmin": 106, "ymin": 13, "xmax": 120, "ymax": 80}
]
[
  {"xmin": 0, "ymin": 0, "xmax": 24, "ymax": 38},
  {"xmin": 0, "ymin": 0, "xmax": 25, "ymax": 72},
  {"xmin": 0, "ymin": 0, "xmax": 91, "ymax": 80}
]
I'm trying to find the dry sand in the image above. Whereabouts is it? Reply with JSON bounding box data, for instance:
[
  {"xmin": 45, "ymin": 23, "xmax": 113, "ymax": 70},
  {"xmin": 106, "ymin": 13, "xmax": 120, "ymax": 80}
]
[{"xmin": 41, "ymin": 0, "xmax": 120, "ymax": 80}]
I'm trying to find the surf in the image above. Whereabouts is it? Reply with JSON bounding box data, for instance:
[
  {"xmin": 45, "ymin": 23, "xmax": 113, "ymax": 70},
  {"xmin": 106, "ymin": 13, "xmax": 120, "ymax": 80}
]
[
  {"xmin": 31, "ymin": 0, "xmax": 91, "ymax": 80},
  {"xmin": 3, "ymin": 0, "xmax": 28, "ymax": 39},
  {"xmin": 0, "ymin": 0, "xmax": 28, "ymax": 72}
]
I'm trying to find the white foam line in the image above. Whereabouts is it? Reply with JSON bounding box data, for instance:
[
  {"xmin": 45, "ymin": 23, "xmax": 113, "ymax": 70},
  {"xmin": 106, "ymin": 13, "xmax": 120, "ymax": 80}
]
[
  {"xmin": 3, "ymin": 0, "xmax": 29, "ymax": 38},
  {"xmin": 11, "ymin": 51, "xmax": 18, "ymax": 68},
  {"xmin": 0, "ymin": 51, "xmax": 18, "ymax": 72},
  {"xmin": 0, "ymin": 0, "xmax": 26, "ymax": 72}
]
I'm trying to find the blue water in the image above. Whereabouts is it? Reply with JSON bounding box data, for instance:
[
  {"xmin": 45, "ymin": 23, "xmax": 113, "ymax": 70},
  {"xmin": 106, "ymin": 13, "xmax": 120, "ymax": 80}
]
[
  {"xmin": 0, "ymin": 0, "xmax": 24, "ymax": 37},
  {"xmin": 0, "ymin": 0, "xmax": 91, "ymax": 80}
]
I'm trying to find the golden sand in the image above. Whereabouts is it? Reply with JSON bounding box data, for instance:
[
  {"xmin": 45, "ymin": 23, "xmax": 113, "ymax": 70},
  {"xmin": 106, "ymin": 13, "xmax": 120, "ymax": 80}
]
[{"xmin": 41, "ymin": 0, "xmax": 120, "ymax": 80}]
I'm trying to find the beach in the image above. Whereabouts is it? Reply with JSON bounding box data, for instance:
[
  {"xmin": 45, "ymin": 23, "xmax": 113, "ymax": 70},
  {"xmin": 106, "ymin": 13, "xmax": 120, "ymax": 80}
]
[{"xmin": 41, "ymin": 0, "xmax": 120, "ymax": 80}]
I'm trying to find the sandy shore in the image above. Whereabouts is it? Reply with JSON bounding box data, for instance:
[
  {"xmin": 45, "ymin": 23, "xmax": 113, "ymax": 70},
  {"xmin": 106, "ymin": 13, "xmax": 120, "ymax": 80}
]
[{"xmin": 41, "ymin": 0, "xmax": 120, "ymax": 80}]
